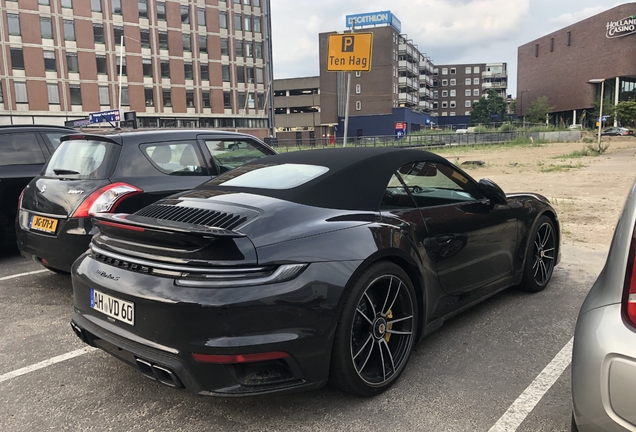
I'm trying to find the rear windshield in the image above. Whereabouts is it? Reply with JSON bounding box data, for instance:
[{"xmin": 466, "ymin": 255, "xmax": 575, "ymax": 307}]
[
  {"xmin": 43, "ymin": 140, "xmax": 119, "ymax": 180},
  {"xmin": 207, "ymin": 163, "xmax": 329, "ymax": 189}
]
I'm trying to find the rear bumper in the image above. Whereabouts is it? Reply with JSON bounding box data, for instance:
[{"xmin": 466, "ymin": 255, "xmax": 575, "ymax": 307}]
[
  {"xmin": 16, "ymin": 215, "xmax": 94, "ymax": 272},
  {"xmin": 572, "ymin": 303, "xmax": 636, "ymax": 431},
  {"xmin": 71, "ymin": 252, "xmax": 361, "ymax": 396}
]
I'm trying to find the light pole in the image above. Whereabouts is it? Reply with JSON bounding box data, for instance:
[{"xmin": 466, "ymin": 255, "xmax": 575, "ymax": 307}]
[
  {"xmin": 519, "ymin": 89, "xmax": 529, "ymax": 129},
  {"xmin": 589, "ymin": 78, "xmax": 605, "ymax": 152}
]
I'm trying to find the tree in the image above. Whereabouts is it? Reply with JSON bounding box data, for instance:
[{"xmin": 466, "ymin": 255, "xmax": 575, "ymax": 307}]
[
  {"xmin": 508, "ymin": 99, "xmax": 516, "ymax": 115},
  {"xmin": 525, "ymin": 96, "xmax": 555, "ymax": 124},
  {"xmin": 591, "ymin": 96, "xmax": 615, "ymax": 126},
  {"xmin": 615, "ymin": 100, "xmax": 636, "ymax": 127},
  {"xmin": 470, "ymin": 89, "xmax": 507, "ymax": 125}
]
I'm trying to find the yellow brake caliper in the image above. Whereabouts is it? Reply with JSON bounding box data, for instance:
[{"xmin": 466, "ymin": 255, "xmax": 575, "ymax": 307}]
[{"xmin": 385, "ymin": 310, "xmax": 393, "ymax": 342}]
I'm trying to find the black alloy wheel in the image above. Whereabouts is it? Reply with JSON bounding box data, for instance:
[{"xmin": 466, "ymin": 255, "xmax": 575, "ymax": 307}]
[
  {"xmin": 330, "ymin": 262, "xmax": 418, "ymax": 396},
  {"xmin": 519, "ymin": 215, "xmax": 556, "ymax": 292}
]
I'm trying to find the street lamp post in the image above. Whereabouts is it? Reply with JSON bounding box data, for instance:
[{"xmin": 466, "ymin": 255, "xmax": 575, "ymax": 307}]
[
  {"xmin": 520, "ymin": 88, "xmax": 529, "ymax": 129},
  {"xmin": 589, "ymin": 78, "xmax": 605, "ymax": 152}
]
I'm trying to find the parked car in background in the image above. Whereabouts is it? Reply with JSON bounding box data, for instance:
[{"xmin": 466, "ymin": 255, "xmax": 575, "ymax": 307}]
[
  {"xmin": 601, "ymin": 127, "xmax": 634, "ymax": 136},
  {"xmin": 0, "ymin": 125, "xmax": 74, "ymax": 248},
  {"xmin": 16, "ymin": 130, "xmax": 275, "ymax": 273},
  {"xmin": 70, "ymin": 147, "xmax": 560, "ymax": 397},
  {"xmin": 571, "ymin": 178, "xmax": 636, "ymax": 431}
]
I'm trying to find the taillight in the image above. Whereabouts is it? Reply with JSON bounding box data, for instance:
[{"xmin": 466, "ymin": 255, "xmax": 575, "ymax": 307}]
[
  {"xmin": 17, "ymin": 188, "xmax": 25, "ymax": 209},
  {"xmin": 623, "ymin": 224, "xmax": 636, "ymax": 327},
  {"xmin": 192, "ymin": 351, "xmax": 290, "ymax": 364},
  {"xmin": 71, "ymin": 182, "xmax": 142, "ymax": 218}
]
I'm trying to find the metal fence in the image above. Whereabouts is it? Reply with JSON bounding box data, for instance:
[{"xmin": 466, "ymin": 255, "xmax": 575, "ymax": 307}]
[{"xmin": 269, "ymin": 131, "xmax": 527, "ymax": 152}]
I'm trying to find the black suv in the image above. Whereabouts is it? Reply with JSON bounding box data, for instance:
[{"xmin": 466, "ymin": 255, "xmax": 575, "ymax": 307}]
[
  {"xmin": 0, "ymin": 125, "xmax": 75, "ymax": 248},
  {"xmin": 17, "ymin": 129, "xmax": 276, "ymax": 273}
]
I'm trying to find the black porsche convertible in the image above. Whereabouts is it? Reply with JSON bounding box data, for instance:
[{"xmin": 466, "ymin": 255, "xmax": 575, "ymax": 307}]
[{"xmin": 70, "ymin": 147, "xmax": 560, "ymax": 397}]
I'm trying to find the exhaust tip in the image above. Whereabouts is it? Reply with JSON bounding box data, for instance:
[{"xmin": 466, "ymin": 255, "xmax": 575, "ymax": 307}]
[
  {"xmin": 135, "ymin": 358, "xmax": 156, "ymax": 381},
  {"xmin": 70, "ymin": 322, "xmax": 86, "ymax": 342},
  {"xmin": 152, "ymin": 364, "xmax": 183, "ymax": 388}
]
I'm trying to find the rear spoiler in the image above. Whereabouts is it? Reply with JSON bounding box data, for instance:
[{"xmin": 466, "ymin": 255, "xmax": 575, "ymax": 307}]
[{"xmin": 92, "ymin": 213, "xmax": 247, "ymax": 238}]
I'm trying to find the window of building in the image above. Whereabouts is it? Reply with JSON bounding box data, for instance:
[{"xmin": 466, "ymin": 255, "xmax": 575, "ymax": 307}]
[
  {"xmin": 473, "ymin": 100, "xmax": 479, "ymax": 105},
  {"xmin": 156, "ymin": 1, "xmax": 166, "ymax": 20},
  {"xmin": 41, "ymin": 18, "xmax": 53, "ymax": 39},
  {"xmin": 441, "ymin": 101, "xmax": 448, "ymax": 108},
  {"xmin": 450, "ymin": 112, "xmax": 456, "ymax": 116},
  {"xmin": 567, "ymin": 31, "xmax": 571, "ymax": 46},
  {"xmin": 199, "ymin": 35, "xmax": 207, "ymax": 53},
  {"xmin": 183, "ymin": 34, "xmax": 191, "ymax": 51},
  {"xmin": 256, "ymin": 67, "xmax": 263, "ymax": 84},
  {"xmin": 47, "ymin": 83, "xmax": 59, "ymax": 104},
  {"xmin": 64, "ymin": 21, "xmax": 76, "ymax": 41},
  {"xmin": 442, "ymin": 79, "xmax": 448, "ymax": 86},
  {"xmin": 355, "ymin": 84, "xmax": 361, "ymax": 94},
  {"xmin": 160, "ymin": 60, "xmax": 169, "ymax": 77},
  {"xmin": 450, "ymin": 68, "xmax": 456, "ymax": 74},
  {"xmin": 221, "ymin": 38, "xmax": 229, "ymax": 55},
  {"xmin": 201, "ymin": 64, "xmax": 209, "ymax": 81},
  {"xmin": 474, "ymin": 66, "xmax": 480, "ymax": 73},
  {"xmin": 202, "ymin": 91, "xmax": 210, "ymax": 108},
  {"xmin": 66, "ymin": 52, "xmax": 78, "ymax": 72},
  {"xmin": 186, "ymin": 90, "xmax": 194, "ymax": 107},
  {"xmin": 220, "ymin": 12, "xmax": 227, "ymax": 29},
  {"xmin": 465, "ymin": 67, "xmax": 471, "ymax": 74},
  {"xmin": 114, "ymin": 26, "xmax": 123, "ymax": 45},
  {"xmin": 450, "ymin": 90, "xmax": 456, "ymax": 97},
  {"xmin": 234, "ymin": 13, "xmax": 242, "ymax": 31},
  {"xmin": 465, "ymin": 89, "xmax": 471, "ymax": 96},
  {"xmin": 96, "ymin": 55, "xmax": 107, "ymax": 74},
  {"xmin": 112, "ymin": 0, "xmax": 121, "ymax": 14},
  {"xmin": 465, "ymin": 78, "xmax": 471, "ymax": 85},
  {"xmin": 243, "ymin": 0, "xmax": 251, "ymax": 5},
  {"xmin": 222, "ymin": 65, "xmax": 230, "ymax": 82},
  {"xmin": 465, "ymin": 101, "xmax": 471, "ymax": 107},
  {"xmin": 14, "ymin": 82, "xmax": 27, "ymax": 103},
  {"xmin": 10, "ymin": 48, "xmax": 24, "ymax": 70},
  {"xmin": 441, "ymin": 68, "xmax": 448, "ymax": 75},
  {"xmin": 236, "ymin": 65, "xmax": 245, "ymax": 83},
  {"xmin": 142, "ymin": 58, "xmax": 152, "ymax": 77},
  {"xmin": 38, "ymin": 0, "xmax": 50, "ymax": 4},
  {"xmin": 8, "ymin": 14, "xmax": 20, "ymax": 36},
  {"xmin": 355, "ymin": 100, "xmax": 361, "ymax": 111},
  {"xmin": 116, "ymin": 56, "xmax": 126, "ymax": 75},
  {"xmin": 244, "ymin": 16, "xmax": 252, "ymax": 32},
  {"xmin": 441, "ymin": 90, "xmax": 448, "ymax": 97},
  {"xmin": 91, "ymin": 0, "xmax": 101, "ymax": 12},
  {"xmin": 254, "ymin": 17, "xmax": 261, "ymax": 33},
  {"xmin": 70, "ymin": 84, "xmax": 81, "ymax": 105},
  {"xmin": 254, "ymin": 0, "xmax": 260, "ymax": 6},
  {"xmin": 98, "ymin": 86, "xmax": 109, "ymax": 105},
  {"xmin": 450, "ymin": 79, "xmax": 456, "ymax": 86},
  {"xmin": 473, "ymin": 78, "xmax": 479, "ymax": 85},
  {"xmin": 535, "ymin": 43, "xmax": 539, "ymax": 57},
  {"xmin": 61, "ymin": 0, "xmax": 72, "ymax": 8},
  {"xmin": 432, "ymin": 90, "xmax": 438, "ymax": 99},
  {"xmin": 197, "ymin": 8, "xmax": 206, "ymax": 27},
  {"xmin": 441, "ymin": 112, "xmax": 448, "ymax": 117},
  {"xmin": 255, "ymin": 42, "xmax": 262, "ymax": 59},
  {"xmin": 450, "ymin": 101, "xmax": 456, "ymax": 108},
  {"xmin": 235, "ymin": 39, "xmax": 243, "ymax": 57},
  {"xmin": 223, "ymin": 91, "xmax": 231, "ymax": 108},
  {"xmin": 473, "ymin": 89, "xmax": 479, "ymax": 96},
  {"xmin": 145, "ymin": 87, "xmax": 154, "ymax": 106},
  {"xmin": 550, "ymin": 37, "xmax": 554, "ymax": 52},
  {"xmin": 121, "ymin": 87, "xmax": 129, "ymax": 105},
  {"xmin": 465, "ymin": 111, "xmax": 471, "ymax": 115},
  {"xmin": 245, "ymin": 41, "xmax": 253, "ymax": 58},
  {"xmin": 93, "ymin": 23, "xmax": 104, "ymax": 43},
  {"xmin": 184, "ymin": 62, "xmax": 193, "ymax": 80},
  {"xmin": 433, "ymin": 68, "xmax": 438, "ymax": 76},
  {"xmin": 433, "ymin": 102, "xmax": 438, "ymax": 109},
  {"xmin": 158, "ymin": 32, "xmax": 168, "ymax": 49},
  {"xmin": 41, "ymin": 51, "xmax": 56, "ymax": 71},
  {"xmin": 181, "ymin": 5, "xmax": 190, "ymax": 23},
  {"xmin": 162, "ymin": 89, "xmax": 171, "ymax": 107},
  {"xmin": 355, "ymin": 71, "xmax": 361, "ymax": 77},
  {"xmin": 140, "ymin": 29, "xmax": 150, "ymax": 48},
  {"xmin": 246, "ymin": 67, "xmax": 254, "ymax": 83},
  {"xmin": 238, "ymin": 92, "xmax": 245, "ymax": 109}
]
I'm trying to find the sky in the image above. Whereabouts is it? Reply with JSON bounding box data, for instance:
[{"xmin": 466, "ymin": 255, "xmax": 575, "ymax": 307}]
[{"xmin": 270, "ymin": 0, "xmax": 628, "ymax": 96}]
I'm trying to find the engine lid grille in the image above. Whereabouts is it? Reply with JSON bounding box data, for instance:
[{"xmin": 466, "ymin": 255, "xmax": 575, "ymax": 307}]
[{"xmin": 134, "ymin": 204, "xmax": 247, "ymax": 231}]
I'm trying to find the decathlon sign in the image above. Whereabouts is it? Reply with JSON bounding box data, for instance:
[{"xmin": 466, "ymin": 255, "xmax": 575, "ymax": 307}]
[
  {"xmin": 345, "ymin": 11, "xmax": 401, "ymax": 33},
  {"xmin": 606, "ymin": 14, "xmax": 636, "ymax": 38}
]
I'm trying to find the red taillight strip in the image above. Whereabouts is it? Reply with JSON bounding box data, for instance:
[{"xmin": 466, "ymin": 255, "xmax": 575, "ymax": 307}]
[
  {"xmin": 192, "ymin": 352, "xmax": 290, "ymax": 364},
  {"xmin": 623, "ymin": 223, "xmax": 636, "ymax": 327},
  {"xmin": 98, "ymin": 220, "xmax": 145, "ymax": 232}
]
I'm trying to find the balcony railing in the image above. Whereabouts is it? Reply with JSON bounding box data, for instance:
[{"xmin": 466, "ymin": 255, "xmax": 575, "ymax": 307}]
[
  {"xmin": 398, "ymin": 93, "xmax": 418, "ymax": 104},
  {"xmin": 399, "ymin": 76, "xmax": 418, "ymax": 89},
  {"xmin": 482, "ymin": 71, "xmax": 507, "ymax": 79},
  {"xmin": 482, "ymin": 81, "xmax": 507, "ymax": 89}
]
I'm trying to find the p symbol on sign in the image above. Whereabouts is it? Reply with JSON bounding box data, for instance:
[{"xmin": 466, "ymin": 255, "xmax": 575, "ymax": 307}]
[{"xmin": 342, "ymin": 36, "xmax": 355, "ymax": 52}]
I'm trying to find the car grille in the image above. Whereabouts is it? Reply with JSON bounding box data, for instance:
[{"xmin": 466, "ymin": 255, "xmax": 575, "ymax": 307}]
[{"xmin": 134, "ymin": 204, "xmax": 247, "ymax": 230}]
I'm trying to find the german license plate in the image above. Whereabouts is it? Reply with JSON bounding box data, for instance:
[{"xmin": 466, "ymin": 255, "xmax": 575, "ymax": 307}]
[
  {"xmin": 90, "ymin": 289, "xmax": 134, "ymax": 326},
  {"xmin": 29, "ymin": 215, "xmax": 58, "ymax": 233}
]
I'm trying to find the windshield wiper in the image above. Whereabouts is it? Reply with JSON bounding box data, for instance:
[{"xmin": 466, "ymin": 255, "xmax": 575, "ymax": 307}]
[{"xmin": 53, "ymin": 168, "xmax": 80, "ymax": 175}]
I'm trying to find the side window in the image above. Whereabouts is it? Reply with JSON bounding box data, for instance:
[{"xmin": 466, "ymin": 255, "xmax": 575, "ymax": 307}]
[
  {"xmin": 380, "ymin": 173, "xmax": 417, "ymax": 210},
  {"xmin": 0, "ymin": 133, "xmax": 45, "ymax": 166},
  {"xmin": 43, "ymin": 132, "xmax": 69, "ymax": 150},
  {"xmin": 141, "ymin": 141, "xmax": 204, "ymax": 176},
  {"xmin": 204, "ymin": 139, "xmax": 269, "ymax": 173},
  {"xmin": 397, "ymin": 162, "xmax": 481, "ymax": 207}
]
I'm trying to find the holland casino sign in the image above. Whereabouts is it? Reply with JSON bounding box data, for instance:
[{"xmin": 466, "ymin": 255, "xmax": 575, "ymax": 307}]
[
  {"xmin": 606, "ymin": 14, "xmax": 636, "ymax": 38},
  {"xmin": 345, "ymin": 11, "xmax": 402, "ymax": 33}
]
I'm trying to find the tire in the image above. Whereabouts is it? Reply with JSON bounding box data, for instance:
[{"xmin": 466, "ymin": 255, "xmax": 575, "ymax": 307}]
[
  {"xmin": 329, "ymin": 262, "xmax": 418, "ymax": 396},
  {"xmin": 519, "ymin": 215, "xmax": 557, "ymax": 292},
  {"xmin": 43, "ymin": 265, "xmax": 70, "ymax": 275}
]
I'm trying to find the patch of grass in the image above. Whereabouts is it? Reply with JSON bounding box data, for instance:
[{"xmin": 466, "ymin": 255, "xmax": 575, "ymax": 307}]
[
  {"xmin": 582, "ymin": 138, "xmax": 594, "ymax": 144},
  {"xmin": 539, "ymin": 161, "xmax": 586, "ymax": 172},
  {"xmin": 553, "ymin": 148, "xmax": 592, "ymax": 159}
]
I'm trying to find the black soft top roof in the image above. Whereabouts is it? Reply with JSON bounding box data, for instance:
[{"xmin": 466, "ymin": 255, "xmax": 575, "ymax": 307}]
[{"xmin": 200, "ymin": 147, "xmax": 451, "ymax": 211}]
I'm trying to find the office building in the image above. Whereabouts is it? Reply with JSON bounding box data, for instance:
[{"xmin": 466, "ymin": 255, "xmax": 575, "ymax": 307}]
[{"xmin": 0, "ymin": 0, "xmax": 273, "ymax": 137}]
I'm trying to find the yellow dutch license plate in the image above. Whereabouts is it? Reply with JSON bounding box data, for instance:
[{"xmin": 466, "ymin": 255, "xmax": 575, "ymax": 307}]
[{"xmin": 29, "ymin": 215, "xmax": 58, "ymax": 233}]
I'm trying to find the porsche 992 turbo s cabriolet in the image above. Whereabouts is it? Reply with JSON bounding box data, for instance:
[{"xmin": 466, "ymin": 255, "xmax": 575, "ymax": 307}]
[{"xmin": 70, "ymin": 147, "xmax": 560, "ymax": 397}]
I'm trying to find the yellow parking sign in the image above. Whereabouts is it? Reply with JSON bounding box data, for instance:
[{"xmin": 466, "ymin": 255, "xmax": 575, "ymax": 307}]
[{"xmin": 327, "ymin": 33, "xmax": 373, "ymax": 72}]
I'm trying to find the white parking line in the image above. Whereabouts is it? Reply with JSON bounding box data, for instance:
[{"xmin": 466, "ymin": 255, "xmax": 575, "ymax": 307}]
[
  {"xmin": 488, "ymin": 337, "xmax": 574, "ymax": 432},
  {"xmin": 0, "ymin": 269, "xmax": 48, "ymax": 281},
  {"xmin": 0, "ymin": 347, "xmax": 97, "ymax": 384}
]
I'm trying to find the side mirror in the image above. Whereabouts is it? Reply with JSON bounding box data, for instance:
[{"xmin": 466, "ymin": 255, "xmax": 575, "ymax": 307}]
[{"xmin": 478, "ymin": 178, "xmax": 507, "ymax": 206}]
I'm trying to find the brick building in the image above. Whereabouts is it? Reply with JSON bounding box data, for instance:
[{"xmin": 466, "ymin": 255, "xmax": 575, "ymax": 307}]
[
  {"xmin": 0, "ymin": 0, "xmax": 273, "ymax": 137},
  {"xmin": 517, "ymin": 2, "xmax": 636, "ymax": 126}
]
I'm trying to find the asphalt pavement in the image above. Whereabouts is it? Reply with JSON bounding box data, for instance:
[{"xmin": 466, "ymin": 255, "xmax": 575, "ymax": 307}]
[{"xmin": 0, "ymin": 242, "xmax": 605, "ymax": 432}]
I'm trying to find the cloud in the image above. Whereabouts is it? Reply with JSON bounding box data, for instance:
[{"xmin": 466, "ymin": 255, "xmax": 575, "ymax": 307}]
[{"xmin": 548, "ymin": 5, "xmax": 610, "ymax": 27}]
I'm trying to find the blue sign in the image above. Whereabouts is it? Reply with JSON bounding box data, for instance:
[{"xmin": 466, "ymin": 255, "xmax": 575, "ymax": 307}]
[
  {"xmin": 89, "ymin": 109, "xmax": 121, "ymax": 124},
  {"xmin": 598, "ymin": 115, "xmax": 609, "ymax": 121},
  {"xmin": 346, "ymin": 11, "xmax": 401, "ymax": 33}
]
